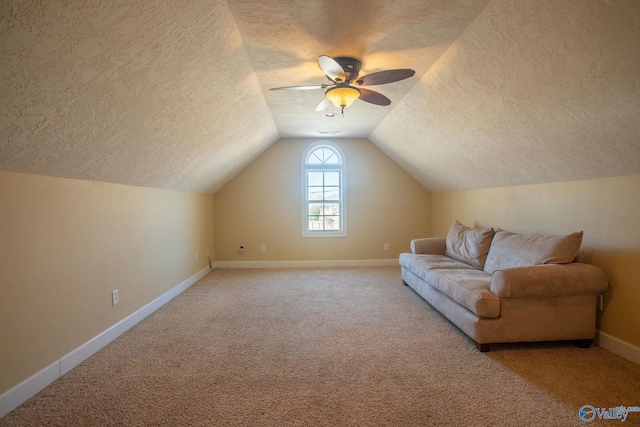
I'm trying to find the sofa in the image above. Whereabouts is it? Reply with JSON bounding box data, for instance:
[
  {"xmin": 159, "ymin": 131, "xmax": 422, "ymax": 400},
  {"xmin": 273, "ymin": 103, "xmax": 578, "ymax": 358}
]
[{"xmin": 399, "ymin": 221, "xmax": 609, "ymax": 352}]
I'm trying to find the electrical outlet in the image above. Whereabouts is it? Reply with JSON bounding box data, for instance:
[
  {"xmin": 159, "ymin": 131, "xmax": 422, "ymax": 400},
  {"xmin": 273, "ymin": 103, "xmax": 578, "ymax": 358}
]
[
  {"xmin": 112, "ymin": 290, "xmax": 119, "ymax": 306},
  {"xmin": 384, "ymin": 243, "xmax": 389, "ymax": 251},
  {"xmin": 239, "ymin": 246, "xmax": 245, "ymax": 255},
  {"xmin": 261, "ymin": 245, "xmax": 266, "ymax": 253},
  {"xmin": 597, "ymin": 294, "xmax": 604, "ymax": 311},
  {"xmin": 195, "ymin": 253, "xmax": 199, "ymax": 262}
]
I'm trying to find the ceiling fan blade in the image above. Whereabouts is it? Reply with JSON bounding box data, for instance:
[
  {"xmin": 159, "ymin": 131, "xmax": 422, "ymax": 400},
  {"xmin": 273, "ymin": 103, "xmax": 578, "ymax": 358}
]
[
  {"xmin": 316, "ymin": 97, "xmax": 333, "ymax": 112},
  {"xmin": 357, "ymin": 69, "xmax": 415, "ymax": 86},
  {"xmin": 270, "ymin": 84, "xmax": 328, "ymax": 90},
  {"xmin": 318, "ymin": 55, "xmax": 346, "ymax": 82},
  {"xmin": 359, "ymin": 88, "xmax": 391, "ymax": 106}
]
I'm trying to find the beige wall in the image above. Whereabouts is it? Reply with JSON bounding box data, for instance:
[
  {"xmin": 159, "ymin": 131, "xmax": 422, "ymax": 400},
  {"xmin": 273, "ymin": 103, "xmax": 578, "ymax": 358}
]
[
  {"xmin": 5, "ymin": 152, "xmax": 637, "ymax": 398},
  {"xmin": 214, "ymin": 138, "xmax": 431, "ymax": 261},
  {"xmin": 0, "ymin": 171, "xmax": 215, "ymax": 395},
  {"xmin": 430, "ymin": 174, "xmax": 640, "ymax": 348}
]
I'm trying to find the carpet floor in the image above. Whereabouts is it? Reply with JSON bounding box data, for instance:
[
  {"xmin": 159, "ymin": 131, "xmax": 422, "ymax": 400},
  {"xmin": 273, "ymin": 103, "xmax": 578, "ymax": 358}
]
[{"xmin": 2, "ymin": 267, "xmax": 639, "ymax": 426}]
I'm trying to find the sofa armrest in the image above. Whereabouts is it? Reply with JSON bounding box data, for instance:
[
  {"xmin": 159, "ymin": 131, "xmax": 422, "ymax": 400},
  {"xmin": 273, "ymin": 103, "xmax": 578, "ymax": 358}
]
[
  {"xmin": 410, "ymin": 237, "xmax": 446, "ymax": 255},
  {"xmin": 490, "ymin": 263, "xmax": 608, "ymax": 299}
]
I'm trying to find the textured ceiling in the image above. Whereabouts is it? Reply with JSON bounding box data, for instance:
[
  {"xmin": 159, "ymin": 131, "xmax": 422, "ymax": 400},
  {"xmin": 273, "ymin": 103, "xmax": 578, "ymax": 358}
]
[
  {"xmin": 0, "ymin": 0, "xmax": 278, "ymax": 193},
  {"xmin": 227, "ymin": 0, "xmax": 491, "ymax": 138},
  {"xmin": 1, "ymin": 0, "xmax": 639, "ymax": 194},
  {"xmin": 370, "ymin": 0, "xmax": 640, "ymax": 192}
]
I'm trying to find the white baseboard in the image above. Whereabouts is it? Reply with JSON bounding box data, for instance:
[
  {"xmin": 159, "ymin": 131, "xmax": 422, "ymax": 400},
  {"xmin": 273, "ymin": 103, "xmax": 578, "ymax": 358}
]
[
  {"xmin": 0, "ymin": 265, "xmax": 212, "ymax": 419},
  {"xmin": 595, "ymin": 330, "xmax": 640, "ymax": 366},
  {"xmin": 212, "ymin": 259, "xmax": 399, "ymax": 269},
  {"xmin": 0, "ymin": 362, "xmax": 59, "ymax": 420}
]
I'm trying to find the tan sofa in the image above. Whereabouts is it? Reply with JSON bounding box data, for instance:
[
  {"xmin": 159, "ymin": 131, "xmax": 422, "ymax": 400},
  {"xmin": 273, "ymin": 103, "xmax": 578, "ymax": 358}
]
[{"xmin": 399, "ymin": 221, "xmax": 608, "ymax": 352}]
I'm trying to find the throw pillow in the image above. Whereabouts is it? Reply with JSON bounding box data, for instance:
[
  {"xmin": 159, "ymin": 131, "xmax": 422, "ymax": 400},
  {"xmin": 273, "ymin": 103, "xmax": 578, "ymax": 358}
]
[
  {"xmin": 445, "ymin": 220, "xmax": 495, "ymax": 270},
  {"xmin": 483, "ymin": 229, "xmax": 583, "ymax": 274}
]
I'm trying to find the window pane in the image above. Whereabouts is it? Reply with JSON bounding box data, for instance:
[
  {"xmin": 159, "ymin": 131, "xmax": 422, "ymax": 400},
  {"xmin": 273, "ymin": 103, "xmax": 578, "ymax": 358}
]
[
  {"xmin": 320, "ymin": 149, "xmax": 331, "ymax": 163},
  {"xmin": 324, "ymin": 187, "xmax": 339, "ymax": 200},
  {"xmin": 308, "ymin": 203, "xmax": 322, "ymax": 220},
  {"xmin": 324, "ymin": 171, "xmax": 339, "ymax": 186},
  {"xmin": 308, "ymin": 149, "xmax": 324, "ymax": 164},
  {"xmin": 308, "ymin": 218, "xmax": 324, "ymax": 230},
  {"xmin": 308, "ymin": 187, "xmax": 323, "ymax": 200},
  {"xmin": 307, "ymin": 156, "xmax": 322, "ymax": 165},
  {"xmin": 324, "ymin": 203, "xmax": 339, "ymax": 215},
  {"xmin": 325, "ymin": 216, "xmax": 340, "ymax": 230},
  {"xmin": 322, "ymin": 149, "xmax": 339, "ymax": 164},
  {"xmin": 308, "ymin": 172, "xmax": 323, "ymax": 186}
]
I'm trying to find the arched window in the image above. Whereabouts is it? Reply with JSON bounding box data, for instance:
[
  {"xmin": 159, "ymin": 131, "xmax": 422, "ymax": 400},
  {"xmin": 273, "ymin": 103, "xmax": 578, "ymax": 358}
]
[{"xmin": 301, "ymin": 141, "xmax": 347, "ymax": 237}]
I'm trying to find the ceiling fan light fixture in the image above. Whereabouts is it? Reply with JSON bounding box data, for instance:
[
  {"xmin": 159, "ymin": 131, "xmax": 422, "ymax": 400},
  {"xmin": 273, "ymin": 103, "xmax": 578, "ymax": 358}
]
[{"xmin": 325, "ymin": 86, "xmax": 361, "ymax": 109}]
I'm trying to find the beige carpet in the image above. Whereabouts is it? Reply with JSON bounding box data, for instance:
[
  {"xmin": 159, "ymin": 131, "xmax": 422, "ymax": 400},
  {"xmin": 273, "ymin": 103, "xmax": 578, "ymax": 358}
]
[{"xmin": 2, "ymin": 267, "xmax": 640, "ymax": 426}]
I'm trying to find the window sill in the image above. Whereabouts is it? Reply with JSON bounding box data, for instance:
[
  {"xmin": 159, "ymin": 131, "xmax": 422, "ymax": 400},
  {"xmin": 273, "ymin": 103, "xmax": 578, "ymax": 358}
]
[{"xmin": 302, "ymin": 230, "xmax": 347, "ymax": 238}]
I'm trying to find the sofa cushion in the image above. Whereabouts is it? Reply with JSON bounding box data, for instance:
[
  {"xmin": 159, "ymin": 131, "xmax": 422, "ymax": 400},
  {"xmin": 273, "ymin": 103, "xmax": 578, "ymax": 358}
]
[
  {"xmin": 423, "ymin": 268, "xmax": 500, "ymax": 318},
  {"xmin": 399, "ymin": 253, "xmax": 474, "ymax": 282},
  {"xmin": 484, "ymin": 230, "xmax": 583, "ymax": 274},
  {"xmin": 445, "ymin": 221, "xmax": 495, "ymax": 270}
]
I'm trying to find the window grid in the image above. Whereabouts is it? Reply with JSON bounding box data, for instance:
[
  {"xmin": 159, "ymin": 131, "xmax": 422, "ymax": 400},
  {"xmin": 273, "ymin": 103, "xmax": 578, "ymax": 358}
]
[
  {"xmin": 307, "ymin": 170, "xmax": 341, "ymax": 231},
  {"xmin": 302, "ymin": 143, "xmax": 346, "ymax": 237}
]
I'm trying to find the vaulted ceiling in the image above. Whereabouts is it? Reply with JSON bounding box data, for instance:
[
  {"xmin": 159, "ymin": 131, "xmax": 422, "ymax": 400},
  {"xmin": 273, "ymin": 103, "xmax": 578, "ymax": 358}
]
[{"xmin": 1, "ymin": 0, "xmax": 639, "ymax": 194}]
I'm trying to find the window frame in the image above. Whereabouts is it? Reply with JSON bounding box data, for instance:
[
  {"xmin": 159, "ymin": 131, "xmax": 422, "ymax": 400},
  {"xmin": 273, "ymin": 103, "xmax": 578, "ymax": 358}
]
[{"xmin": 301, "ymin": 141, "xmax": 347, "ymax": 238}]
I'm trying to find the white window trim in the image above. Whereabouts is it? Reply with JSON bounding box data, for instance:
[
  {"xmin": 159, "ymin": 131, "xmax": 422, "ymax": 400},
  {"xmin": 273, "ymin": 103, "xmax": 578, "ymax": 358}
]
[{"xmin": 301, "ymin": 141, "xmax": 347, "ymax": 238}]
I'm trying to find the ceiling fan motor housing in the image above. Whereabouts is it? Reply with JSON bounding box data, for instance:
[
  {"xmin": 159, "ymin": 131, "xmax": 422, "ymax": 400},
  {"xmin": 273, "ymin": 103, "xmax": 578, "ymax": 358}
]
[{"xmin": 332, "ymin": 57, "xmax": 362, "ymax": 82}]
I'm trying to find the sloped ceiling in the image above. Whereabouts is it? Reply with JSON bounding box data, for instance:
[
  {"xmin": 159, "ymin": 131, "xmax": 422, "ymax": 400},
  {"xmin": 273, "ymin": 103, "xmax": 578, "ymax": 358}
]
[
  {"xmin": 0, "ymin": 0, "xmax": 278, "ymax": 194},
  {"xmin": 1, "ymin": 0, "xmax": 639, "ymax": 194},
  {"xmin": 370, "ymin": 0, "xmax": 640, "ymax": 192}
]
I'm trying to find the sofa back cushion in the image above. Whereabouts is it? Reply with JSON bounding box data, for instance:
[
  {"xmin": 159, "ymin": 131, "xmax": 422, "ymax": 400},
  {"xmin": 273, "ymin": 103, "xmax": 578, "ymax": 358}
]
[
  {"xmin": 445, "ymin": 221, "xmax": 495, "ymax": 270},
  {"xmin": 483, "ymin": 229, "xmax": 583, "ymax": 274}
]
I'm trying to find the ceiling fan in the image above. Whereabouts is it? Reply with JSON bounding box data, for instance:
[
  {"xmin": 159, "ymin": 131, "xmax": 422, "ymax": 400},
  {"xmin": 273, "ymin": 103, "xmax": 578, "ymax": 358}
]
[{"xmin": 270, "ymin": 55, "xmax": 415, "ymax": 114}]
